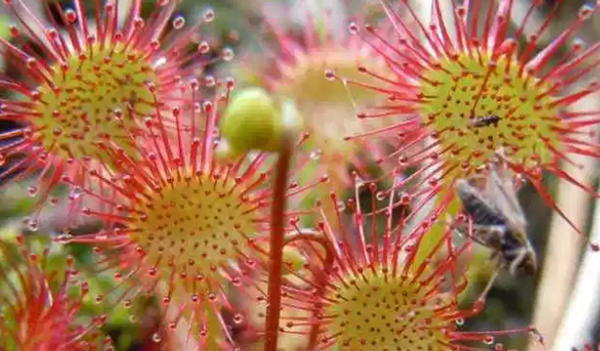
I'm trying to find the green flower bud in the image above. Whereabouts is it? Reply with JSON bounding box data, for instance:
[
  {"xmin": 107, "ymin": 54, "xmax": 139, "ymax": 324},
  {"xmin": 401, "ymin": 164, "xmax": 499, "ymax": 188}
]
[{"xmin": 218, "ymin": 88, "xmax": 302, "ymax": 159}]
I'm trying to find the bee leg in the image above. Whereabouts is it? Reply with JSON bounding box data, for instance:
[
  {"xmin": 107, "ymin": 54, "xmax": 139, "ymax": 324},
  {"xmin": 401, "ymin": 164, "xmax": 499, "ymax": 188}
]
[
  {"xmin": 473, "ymin": 252, "xmax": 505, "ymax": 304},
  {"xmin": 478, "ymin": 265, "xmax": 502, "ymax": 303},
  {"xmin": 507, "ymin": 247, "xmax": 528, "ymax": 276}
]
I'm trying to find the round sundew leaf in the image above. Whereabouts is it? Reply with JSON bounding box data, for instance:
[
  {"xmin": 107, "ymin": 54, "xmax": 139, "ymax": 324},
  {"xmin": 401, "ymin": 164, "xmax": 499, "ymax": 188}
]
[
  {"xmin": 34, "ymin": 42, "xmax": 158, "ymax": 162},
  {"xmin": 322, "ymin": 269, "xmax": 451, "ymax": 351},
  {"xmin": 421, "ymin": 52, "xmax": 558, "ymax": 176},
  {"xmin": 127, "ymin": 172, "xmax": 258, "ymax": 293}
]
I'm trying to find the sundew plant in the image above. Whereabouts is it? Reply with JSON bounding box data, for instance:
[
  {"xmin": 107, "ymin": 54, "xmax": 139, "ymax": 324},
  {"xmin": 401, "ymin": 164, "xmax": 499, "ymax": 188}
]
[{"xmin": 1, "ymin": 0, "xmax": 600, "ymax": 350}]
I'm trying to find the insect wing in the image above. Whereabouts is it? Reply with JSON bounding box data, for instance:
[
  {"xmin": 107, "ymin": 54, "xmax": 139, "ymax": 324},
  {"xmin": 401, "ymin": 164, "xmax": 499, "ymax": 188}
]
[
  {"xmin": 485, "ymin": 165, "xmax": 527, "ymax": 234},
  {"xmin": 456, "ymin": 179, "xmax": 506, "ymax": 226}
]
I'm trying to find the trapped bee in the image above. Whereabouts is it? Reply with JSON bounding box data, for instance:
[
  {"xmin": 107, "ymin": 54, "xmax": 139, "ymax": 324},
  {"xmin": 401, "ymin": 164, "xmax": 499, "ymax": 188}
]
[{"xmin": 454, "ymin": 164, "xmax": 537, "ymax": 277}]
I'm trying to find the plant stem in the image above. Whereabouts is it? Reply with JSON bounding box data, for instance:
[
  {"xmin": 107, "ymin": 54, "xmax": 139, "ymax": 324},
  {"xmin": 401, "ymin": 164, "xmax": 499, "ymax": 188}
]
[{"xmin": 264, "ymin": 134, "xmax": 293, "ymax": 351}]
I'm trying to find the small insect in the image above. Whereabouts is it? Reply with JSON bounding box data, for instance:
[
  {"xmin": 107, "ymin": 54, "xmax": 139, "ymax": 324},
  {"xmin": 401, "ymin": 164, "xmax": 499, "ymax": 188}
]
[
  {"xmin": 454, "ymin": 164, "xmax": 537, "ymax": 277},
  {"xmin": 470, "ymin": 114, "xmax": 501, "ymax": 128}
]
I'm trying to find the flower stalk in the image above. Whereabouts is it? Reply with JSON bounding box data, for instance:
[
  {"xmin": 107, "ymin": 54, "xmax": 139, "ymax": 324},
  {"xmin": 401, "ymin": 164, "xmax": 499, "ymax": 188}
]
[
  {"xmin": 264, "ymin": 129, "xmax": 293, "ymax": 351},
  {"xmin": 215, "ymin": 88, "xmax": 305, "ymax": 351}
]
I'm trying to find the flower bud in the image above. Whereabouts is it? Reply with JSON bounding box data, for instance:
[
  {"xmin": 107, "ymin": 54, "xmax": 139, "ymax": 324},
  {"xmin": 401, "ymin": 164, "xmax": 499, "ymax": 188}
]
[{"xmin": 219, "ymin": 88, "xmax": 301, "ymax": 159}]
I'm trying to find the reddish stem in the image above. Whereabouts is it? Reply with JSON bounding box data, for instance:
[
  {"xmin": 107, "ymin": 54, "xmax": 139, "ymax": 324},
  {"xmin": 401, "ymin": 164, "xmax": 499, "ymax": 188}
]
[{"xmin": 264, "ymin": 134, "xmax": 293, "ymax": 351}]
